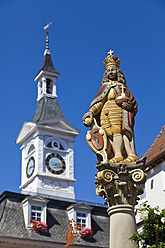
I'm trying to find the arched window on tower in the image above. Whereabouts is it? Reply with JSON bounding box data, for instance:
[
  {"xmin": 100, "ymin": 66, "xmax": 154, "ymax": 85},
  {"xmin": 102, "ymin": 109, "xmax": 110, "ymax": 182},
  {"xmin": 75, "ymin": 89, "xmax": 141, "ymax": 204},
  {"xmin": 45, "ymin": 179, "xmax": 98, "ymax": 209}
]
[
  {"xmin": 46, "ymin": 139, "xmax": 65, "ymax": 151},
  {"xmin": 27, "ymin": 144, "xmax": 35, "ymax": 154},
  {"xmin": 46, "ymin": 78, "xmax": 52, "ymax": 94}
]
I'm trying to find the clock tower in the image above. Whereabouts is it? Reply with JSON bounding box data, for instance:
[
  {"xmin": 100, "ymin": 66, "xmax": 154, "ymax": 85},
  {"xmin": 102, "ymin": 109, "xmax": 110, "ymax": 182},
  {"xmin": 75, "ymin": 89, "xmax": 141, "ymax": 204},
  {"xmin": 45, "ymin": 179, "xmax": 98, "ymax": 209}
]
[{"xmin": 16, "ymin": 30, "xmax": 79, "ymax": 201}]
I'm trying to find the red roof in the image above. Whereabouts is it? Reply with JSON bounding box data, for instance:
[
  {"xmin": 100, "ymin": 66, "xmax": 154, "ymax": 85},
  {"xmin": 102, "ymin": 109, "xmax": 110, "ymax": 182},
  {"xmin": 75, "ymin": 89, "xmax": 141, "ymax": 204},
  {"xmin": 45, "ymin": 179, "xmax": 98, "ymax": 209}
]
[{"xmin": 144, "ymin": 125, "xmax": 165, "ymax": 168}]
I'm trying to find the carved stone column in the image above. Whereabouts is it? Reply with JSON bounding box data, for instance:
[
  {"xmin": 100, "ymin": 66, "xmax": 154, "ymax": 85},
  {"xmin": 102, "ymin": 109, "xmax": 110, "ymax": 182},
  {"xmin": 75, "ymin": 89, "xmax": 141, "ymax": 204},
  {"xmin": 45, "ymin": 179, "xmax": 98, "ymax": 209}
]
[
  {"xmin": 108, "ymin": 205, "xmax": 136, "ymax": 248},
  {"xmin": 95, "ymin": 158, "xmax": 147, "ymax": 248}
]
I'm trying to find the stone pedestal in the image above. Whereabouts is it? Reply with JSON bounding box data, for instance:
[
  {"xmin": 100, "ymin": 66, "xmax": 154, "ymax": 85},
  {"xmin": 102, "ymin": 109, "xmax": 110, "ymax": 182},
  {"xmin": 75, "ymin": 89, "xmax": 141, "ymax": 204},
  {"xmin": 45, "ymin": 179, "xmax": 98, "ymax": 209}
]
[
  {"xmin": 94, "ymin": 158, "xmax": 147, "ymax": 248},
  {"xmin": 108, "ymin": 205, "xmax": 137, "ymax": 248}
]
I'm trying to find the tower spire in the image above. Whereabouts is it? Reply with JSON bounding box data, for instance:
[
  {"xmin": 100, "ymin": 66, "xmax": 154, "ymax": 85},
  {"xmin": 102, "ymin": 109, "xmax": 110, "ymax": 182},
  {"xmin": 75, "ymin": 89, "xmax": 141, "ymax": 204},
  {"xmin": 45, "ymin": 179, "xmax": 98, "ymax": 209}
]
[
  {"xmin": 46, "ymin": 31, "xmax": 49, "ymax": 49},
  {"xmin": 43, "ymin": 22, "xmax": 52, "ymax": 53},
  {"xmin": 44, "ymin": 22, "xmax": 52, "ymax": 50},
  {"xmin": 34, "ymin": 22, "xmax": 60, "ymax": 101}
]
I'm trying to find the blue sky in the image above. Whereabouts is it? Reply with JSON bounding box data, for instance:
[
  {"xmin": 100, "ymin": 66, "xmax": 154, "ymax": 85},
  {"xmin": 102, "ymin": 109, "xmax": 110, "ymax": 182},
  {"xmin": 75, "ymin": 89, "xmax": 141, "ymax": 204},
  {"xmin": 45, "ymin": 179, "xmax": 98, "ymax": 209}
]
[{"xmin": 0, "ymin": 0, "xmax": 165, "ymax": 203}]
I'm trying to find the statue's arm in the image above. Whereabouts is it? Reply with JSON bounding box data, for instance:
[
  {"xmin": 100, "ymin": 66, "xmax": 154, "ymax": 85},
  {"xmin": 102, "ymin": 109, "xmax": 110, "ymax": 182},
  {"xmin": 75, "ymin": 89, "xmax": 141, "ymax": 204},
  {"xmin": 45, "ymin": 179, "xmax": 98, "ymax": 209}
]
[
  {"xmin": 82, "ymin": 100, "xmax": 105, "ymax": 127},
  {"xmin": 90, "ymin": 100, "xmax": 105, "ymax": 115}
]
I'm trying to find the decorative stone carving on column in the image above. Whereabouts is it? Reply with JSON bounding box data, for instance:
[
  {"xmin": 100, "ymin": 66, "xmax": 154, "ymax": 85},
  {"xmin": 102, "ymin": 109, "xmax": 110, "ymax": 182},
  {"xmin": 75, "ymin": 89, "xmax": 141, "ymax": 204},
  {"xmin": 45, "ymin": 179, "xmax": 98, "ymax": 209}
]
[{"xmin": 95, "ymin": 158, "xmax": 147, "ymax": 207}]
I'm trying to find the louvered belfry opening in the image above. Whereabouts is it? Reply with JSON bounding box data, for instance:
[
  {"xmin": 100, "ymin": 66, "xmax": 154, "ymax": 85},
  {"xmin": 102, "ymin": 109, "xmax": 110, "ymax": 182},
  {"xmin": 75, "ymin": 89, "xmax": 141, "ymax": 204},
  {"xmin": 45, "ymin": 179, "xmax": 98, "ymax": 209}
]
[{"xmin": 46, "ymin": 78, "xmax": 52, "ymax": 94}]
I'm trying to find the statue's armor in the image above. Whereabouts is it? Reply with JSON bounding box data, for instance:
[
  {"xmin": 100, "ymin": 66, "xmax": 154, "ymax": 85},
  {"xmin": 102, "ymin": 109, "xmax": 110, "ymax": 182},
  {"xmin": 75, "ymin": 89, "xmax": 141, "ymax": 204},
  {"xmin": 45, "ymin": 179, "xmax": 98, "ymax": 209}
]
[
  {"xmin": 90, "ymin": 87, "xmax": 123, "ymax": 137},
  {"xmin": 100, "ymin": 88, "xmax": 122, "ymax": 137}
]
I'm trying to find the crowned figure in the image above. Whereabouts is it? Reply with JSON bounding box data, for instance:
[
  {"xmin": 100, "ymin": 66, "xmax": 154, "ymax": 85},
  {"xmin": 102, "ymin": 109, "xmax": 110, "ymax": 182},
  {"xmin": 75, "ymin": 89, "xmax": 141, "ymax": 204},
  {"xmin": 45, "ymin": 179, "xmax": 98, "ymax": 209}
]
[{"xmin": 83, "ymin": 50, "xmax": 138, "ymax": 164}]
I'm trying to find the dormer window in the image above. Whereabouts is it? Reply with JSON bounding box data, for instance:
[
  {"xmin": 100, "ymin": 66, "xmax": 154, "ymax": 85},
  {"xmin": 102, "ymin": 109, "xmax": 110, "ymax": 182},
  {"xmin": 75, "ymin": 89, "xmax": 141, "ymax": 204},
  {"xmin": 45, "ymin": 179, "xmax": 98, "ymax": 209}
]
[
  {"xmin": 67, "ymin": 202, "xmax": 93, "ymax": 228},
  {"xmin": 22, "ymin": 195, "xmax": 48, "ymax": 229}
]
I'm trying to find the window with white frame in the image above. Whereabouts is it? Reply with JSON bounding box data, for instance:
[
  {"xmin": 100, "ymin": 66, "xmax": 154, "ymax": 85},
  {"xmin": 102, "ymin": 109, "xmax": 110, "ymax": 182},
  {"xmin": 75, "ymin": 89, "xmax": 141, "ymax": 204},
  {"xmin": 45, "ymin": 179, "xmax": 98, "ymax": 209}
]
[
  {"xmin": 31, "ymin": 205, "xmax": 43, "ymax": 221},
  {"xmin": 76, "ymin": 212, "xmax": 87, "ymax": 227},
  {"xmin": 22, "ymin": 195, "xmax": 48, "ymax": 229},
  {"xmin": 67, "ymin": 203, "xmax": 93, "ymax": 228}
]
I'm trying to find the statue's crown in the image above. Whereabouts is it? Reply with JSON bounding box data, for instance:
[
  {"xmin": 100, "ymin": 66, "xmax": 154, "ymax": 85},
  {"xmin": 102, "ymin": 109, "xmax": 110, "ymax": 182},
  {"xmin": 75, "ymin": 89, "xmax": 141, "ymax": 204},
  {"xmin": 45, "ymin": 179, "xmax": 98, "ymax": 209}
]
[{"xmin": 103, "ymin": 50, "xmax": 120, "ymax": 69}]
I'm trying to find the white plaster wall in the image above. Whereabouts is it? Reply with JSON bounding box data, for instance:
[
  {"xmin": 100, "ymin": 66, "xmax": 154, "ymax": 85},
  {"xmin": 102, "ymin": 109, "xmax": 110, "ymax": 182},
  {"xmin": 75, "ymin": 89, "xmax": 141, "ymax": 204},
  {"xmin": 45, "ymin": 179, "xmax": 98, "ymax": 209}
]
[
  {"xmin": 143, "ymin": 164, "xmax": 165, "ymax": 209},
  {"xmin": 20, "ymin": 124, "xmax": 77, "ymax": 200},
  {"xmin": 136, "ymin": 162, "xmax": 165, "ymax": 225},
  {"xmin": 22, "ymin": 177, "xmax": 38, "ymax": 194},
  {"xmin": 161, "ymin": 163, "xmax": 165, "ymax": 191},
  {"xmin": 22, "ymin": 200, "xmax": 29, "ymax": 228},
  {"xmin": 36, "ymin": 135, "xmax": 44, "ymax": 174},
  {"xmin": 68, "ymin": 182, "xmax": 75, "ymax": 193},
  {"xmin": 21, "ymin": 146, "xmax": 26, "ymax": 186},
  {"xmin": 37, "ymin": 186, "xmax": 75, "ymax": 199},
  {"xmin": 21, "ymin": 138, "xmax": 36, "ymax": 188},
  {"xmin": 68, "ymin": 142, "xmax": 74, "ymax": 179}
]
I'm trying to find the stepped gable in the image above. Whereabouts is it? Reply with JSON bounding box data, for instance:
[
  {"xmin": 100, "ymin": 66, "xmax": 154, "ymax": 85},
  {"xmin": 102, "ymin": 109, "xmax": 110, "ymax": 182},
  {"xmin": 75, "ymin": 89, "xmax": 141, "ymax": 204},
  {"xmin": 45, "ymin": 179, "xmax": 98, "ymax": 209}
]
[{"xmin": 144, "ymin": 125, "xmax": 165, "ymax": 167}]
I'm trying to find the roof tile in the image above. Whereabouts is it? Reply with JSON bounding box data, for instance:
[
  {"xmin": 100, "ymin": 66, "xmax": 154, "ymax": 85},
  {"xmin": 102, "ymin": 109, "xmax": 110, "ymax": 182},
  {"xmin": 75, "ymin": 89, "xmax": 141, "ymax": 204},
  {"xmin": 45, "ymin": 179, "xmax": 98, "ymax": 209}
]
[
  {"xmin": 144, "ymin": 125, "xmax": 165, "ymax": 166},
  {"xmin": 40, "ymin": 50, "xmax": 59, "ymax": 75},
  {"xmin": 0, "ymin": 193, "xmax": 109, "ymax": 247},
  {"xmin": 32, "ymin": 96, "xmax": 69, "ymax": 124}
]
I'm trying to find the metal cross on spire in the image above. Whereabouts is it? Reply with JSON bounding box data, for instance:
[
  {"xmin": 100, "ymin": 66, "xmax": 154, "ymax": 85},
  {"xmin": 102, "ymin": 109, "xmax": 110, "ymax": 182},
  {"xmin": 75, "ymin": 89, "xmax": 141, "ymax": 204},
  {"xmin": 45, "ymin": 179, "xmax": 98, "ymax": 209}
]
[{"xmin": 108, "ymin": 49, "xmax": 114, "ymax": 56}]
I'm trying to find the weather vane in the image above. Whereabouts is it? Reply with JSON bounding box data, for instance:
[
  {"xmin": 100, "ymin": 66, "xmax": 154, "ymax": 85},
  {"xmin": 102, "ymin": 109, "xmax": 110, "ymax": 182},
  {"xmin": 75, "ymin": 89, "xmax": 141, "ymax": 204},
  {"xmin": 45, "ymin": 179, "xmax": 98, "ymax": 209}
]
[{"xmin": 43, "ymin": 21, "xmax": 52, "ymax": 30}]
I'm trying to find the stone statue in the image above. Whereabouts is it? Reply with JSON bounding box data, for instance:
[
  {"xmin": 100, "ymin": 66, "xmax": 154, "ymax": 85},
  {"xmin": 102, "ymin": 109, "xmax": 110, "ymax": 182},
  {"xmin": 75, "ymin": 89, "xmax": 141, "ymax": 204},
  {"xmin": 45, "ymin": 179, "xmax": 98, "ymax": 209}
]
[
  {"xmin": 83, "ymin": 50, "xmax": 138, "ymax": 164},
  {"xmin": 82, "ymin": 50, "xmax": 148, "ymax": 248}
]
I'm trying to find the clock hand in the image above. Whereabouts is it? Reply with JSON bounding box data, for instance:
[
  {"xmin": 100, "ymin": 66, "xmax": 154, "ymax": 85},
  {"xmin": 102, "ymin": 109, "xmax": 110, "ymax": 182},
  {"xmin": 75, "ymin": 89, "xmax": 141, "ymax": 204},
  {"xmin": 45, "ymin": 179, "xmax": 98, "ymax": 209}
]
[{"xmin": 55, "ymin": 163, "xmax": 61, "ymax": 166}]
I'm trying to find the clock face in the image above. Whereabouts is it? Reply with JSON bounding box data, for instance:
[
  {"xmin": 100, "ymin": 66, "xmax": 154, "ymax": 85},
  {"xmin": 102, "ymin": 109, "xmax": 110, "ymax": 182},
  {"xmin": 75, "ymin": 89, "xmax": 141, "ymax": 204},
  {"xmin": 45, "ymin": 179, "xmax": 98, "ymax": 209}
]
[
  {"xmin": 45, "ymin": 153, "xmax": 66, "ymax": 175},
  {"xmin": 26, "ymin": 157, "xmax": 35, "ymax": 178}
]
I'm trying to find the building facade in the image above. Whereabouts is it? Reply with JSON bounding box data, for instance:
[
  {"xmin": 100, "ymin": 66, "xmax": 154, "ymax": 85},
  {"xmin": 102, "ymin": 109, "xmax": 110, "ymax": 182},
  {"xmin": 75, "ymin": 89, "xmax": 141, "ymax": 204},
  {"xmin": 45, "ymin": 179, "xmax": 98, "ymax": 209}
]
[{"xmin": 136, "ymin": 126, "xmax": 165, "ymax": 227}]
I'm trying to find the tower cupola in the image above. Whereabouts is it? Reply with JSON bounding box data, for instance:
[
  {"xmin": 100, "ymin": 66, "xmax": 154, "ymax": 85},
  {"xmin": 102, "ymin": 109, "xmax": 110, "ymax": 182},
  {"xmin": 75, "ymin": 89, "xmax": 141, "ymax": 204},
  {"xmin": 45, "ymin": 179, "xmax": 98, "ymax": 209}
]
[{"xmin": 34, "ymin": 25, "xmax": 60, "ymax": 101}]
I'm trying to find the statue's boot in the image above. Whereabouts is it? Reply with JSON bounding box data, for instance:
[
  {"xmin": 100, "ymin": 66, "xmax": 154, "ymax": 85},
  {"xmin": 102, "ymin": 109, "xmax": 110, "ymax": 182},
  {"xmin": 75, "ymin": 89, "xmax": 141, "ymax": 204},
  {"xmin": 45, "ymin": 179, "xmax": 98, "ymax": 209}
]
[
  {"xmin": 123, "ymin": 155, "xmax": 139, "ymax": 162},
  {"xmin": 109, "ymin": 156, "xmax": 123, "ymax": 164}
]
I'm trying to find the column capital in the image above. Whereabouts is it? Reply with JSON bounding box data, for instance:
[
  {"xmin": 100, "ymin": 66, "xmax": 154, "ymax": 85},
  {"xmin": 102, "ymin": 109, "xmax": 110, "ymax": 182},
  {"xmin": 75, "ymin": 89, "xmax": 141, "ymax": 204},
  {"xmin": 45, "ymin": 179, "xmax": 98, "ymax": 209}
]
[{"xmin": 95, "ymin": 158, "xmax": 147, "ymax": 207}]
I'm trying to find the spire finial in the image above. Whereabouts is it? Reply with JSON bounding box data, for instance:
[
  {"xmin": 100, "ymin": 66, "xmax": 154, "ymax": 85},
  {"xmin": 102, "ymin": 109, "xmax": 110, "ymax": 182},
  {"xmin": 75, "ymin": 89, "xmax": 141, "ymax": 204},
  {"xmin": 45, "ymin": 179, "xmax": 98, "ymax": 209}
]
[{"xmin": 43, "ymin": 22, "xmax": 52, "ymax": 49}]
